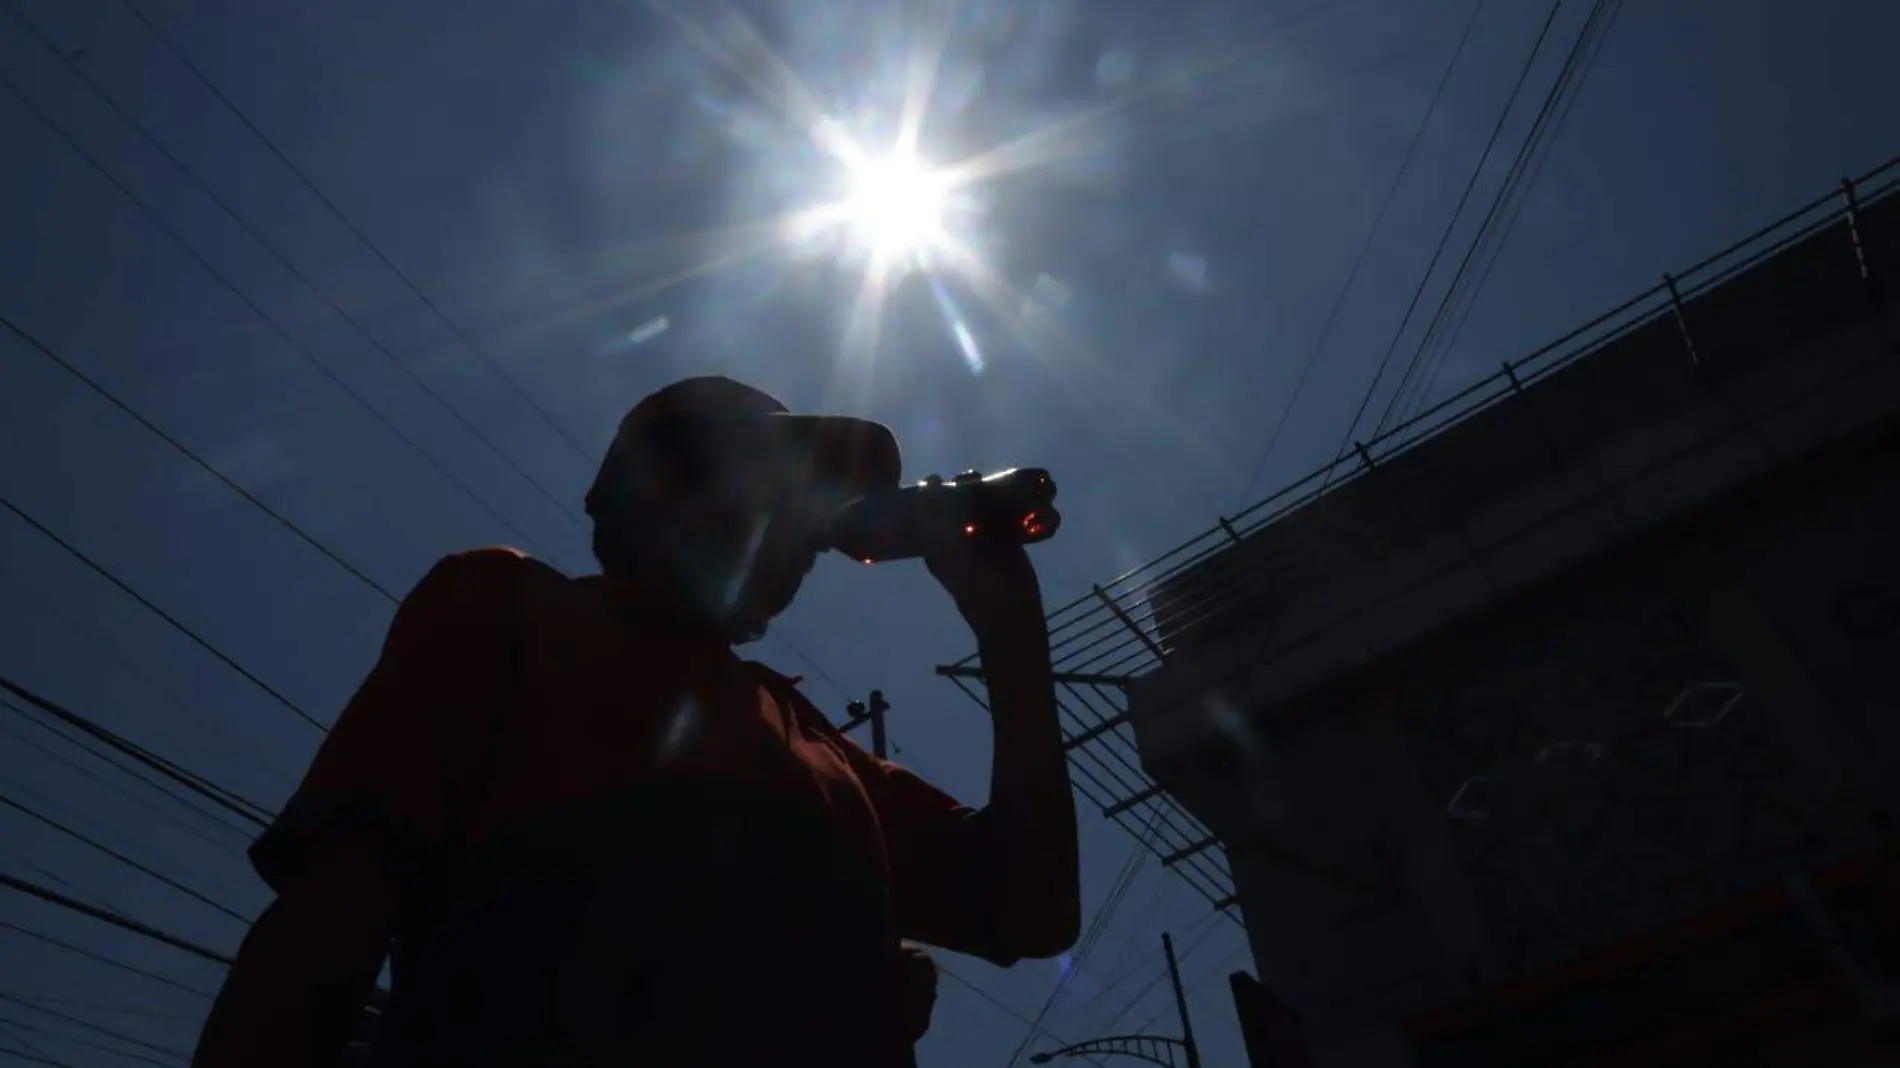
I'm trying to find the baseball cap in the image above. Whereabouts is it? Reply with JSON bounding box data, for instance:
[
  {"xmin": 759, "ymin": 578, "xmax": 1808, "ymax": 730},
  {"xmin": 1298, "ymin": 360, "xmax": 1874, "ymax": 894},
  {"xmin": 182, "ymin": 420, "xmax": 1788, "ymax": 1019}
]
[{"xmin": 585, "ymin": 376, "xmax": 902, "ymax": 514}]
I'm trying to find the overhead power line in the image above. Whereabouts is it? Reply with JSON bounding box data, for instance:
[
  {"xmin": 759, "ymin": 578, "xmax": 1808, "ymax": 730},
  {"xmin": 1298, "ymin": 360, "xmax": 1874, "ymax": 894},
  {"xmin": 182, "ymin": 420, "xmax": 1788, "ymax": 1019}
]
[
  {"xmin": 0, "ymin": 921, "xmax": 214, "ymax": 1001},
  {"xmin": 1239, "ymin": 0, "xmax": 1491, "ymax": 503},
  {"xmin": 1379, "ymin": 0, "xmax": 1625, "ymax": 432},
  {"xmin": 1001, "ymin": 802, "xmax": 1166, "ymax": 1067},
  {"xmin": 0, "ymin": 71, "xmax": 553, "ymax": 564},
  {"xmin": 0, "ymin": 677, "xmax": 271, "ymax": 828},
  {"xmin": 0, "ymin": 0, "xmax": 586, "ymax": 534},
  {"xmin": 1092, "ymin": 911, "xmax": 1228, "ymax": 1038},
  {"xmin": 0, "ymin": 1002, "xmax": 189, "ymax": 1068},
  {"xmin": 937, "ymin": 965, "xmax": 1091, "ymax": 1059},
  {"xmin": 0, "ymin": 995, "xmax": 202, "ymax": 1026},
  {"xmin": 0, "ymin": 702, "xmax": 256, "ymax": 853},
  {"xmin": 1324, "ymin": 0, "xmax": 1566, "ymax": 480},
  {"xmin": 0, "ymin": 486, "xmax": 328, "ymax": 734},
  {"xmin": 0, "ymin": 1036, "xmax": 85, "ymax": 1068},
  {"xmin": 0, "ymin": 871, "xmax": 234, "ymax": 968},
  {"xmin": 114, "ymin": 0, "xmax": 597, "ymax": 467},
  {"xmin": 0, "ymin": 299, "xmax": 394, "ymax": 604},
  {"xmin": 0, "ymin": 791, "xmax": 249, "ymax": 924}
]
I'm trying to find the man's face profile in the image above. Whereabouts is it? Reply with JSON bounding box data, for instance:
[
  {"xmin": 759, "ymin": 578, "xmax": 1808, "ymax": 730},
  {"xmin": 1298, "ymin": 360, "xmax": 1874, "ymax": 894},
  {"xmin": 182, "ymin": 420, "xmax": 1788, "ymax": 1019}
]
[{"xmin": 594, "ymin": 428, "xmax": 845, "ymax": 642}]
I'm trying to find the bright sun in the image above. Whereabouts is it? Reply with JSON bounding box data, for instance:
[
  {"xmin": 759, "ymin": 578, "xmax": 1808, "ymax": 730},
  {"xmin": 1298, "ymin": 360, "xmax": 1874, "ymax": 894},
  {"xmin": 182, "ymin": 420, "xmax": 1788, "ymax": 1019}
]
[{"xmin": 843, "ymin": 153, "xmax": 948, "ymax": 257}]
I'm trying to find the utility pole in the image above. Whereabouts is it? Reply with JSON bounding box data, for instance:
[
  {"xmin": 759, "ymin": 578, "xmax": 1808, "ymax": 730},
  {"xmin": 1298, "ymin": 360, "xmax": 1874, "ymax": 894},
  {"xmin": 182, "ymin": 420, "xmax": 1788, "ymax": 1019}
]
[
  {"xmin": 842, "ymin": 690, "xmax": 890, "ymax": 759},
  {"xmin": 1165, "ymin": 933, "xmax": 1204, "ymax": 1068},
  {"xmin": 1030, "ymin": 932, "xmax": 1203, "ymax": 1068}
]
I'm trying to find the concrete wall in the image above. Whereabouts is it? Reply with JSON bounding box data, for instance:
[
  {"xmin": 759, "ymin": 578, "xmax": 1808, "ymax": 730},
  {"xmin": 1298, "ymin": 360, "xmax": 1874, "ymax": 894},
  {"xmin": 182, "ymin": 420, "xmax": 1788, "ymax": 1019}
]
[
  {"xmin": 1142, "ymin": 400, "xmax": 1900, "ymax": 1035},
  {"xmin": 1122, "ymin": 179, "xmax": 1900, "ymax": 1037},
  {"xmin": 1132, "ymin": 287, "xmax": 1900, "ymax": 785}
]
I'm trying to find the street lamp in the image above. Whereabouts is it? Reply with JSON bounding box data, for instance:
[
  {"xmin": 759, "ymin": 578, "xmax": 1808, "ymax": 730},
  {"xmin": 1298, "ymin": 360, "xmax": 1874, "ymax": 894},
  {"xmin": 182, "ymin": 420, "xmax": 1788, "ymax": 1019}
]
[{"xmin": 1029, "ymin": 933, "xmax": 1203, "ymax": 1068}]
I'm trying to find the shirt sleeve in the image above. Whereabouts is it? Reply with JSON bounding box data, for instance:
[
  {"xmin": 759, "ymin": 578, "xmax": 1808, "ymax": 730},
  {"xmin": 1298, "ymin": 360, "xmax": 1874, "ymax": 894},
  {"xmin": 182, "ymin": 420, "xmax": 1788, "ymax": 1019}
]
[
  {"xmin": 850, "ymin": 753, "xmax": 1015, "ymax": 965},
  {"xmin": 248, "ymin": 550, "xmax": 521, "ymax": 897}
]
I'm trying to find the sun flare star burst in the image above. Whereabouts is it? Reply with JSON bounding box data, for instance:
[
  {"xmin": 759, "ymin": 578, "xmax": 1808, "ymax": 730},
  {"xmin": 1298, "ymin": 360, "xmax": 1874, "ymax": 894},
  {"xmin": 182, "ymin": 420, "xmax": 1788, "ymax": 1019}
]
[{"xmin": 842, "ymin": 151, "xmax": 949, "ymax": 258}]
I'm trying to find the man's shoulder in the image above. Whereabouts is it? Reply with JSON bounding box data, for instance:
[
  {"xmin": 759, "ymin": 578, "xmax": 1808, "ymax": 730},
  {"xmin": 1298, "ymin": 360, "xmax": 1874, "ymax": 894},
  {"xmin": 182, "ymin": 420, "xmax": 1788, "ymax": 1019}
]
[
  {"xmin": 740, "ymin": 660, "xmax": 830, "ymax": 721},
  {"xmin": 405, "ymin": 547, "xmax": 569, "ymax": 613}
]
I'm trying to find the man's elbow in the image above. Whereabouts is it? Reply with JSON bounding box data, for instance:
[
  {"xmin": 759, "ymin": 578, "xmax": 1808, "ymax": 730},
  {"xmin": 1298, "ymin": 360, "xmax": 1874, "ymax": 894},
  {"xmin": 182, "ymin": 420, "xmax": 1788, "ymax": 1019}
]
[
  {"xmin": 194, "ymin": 859, "xmax": 395, "ymax": 1067},
  {"xmin": 995, "ymin": 897, "xmax": 1082, "ymax": 962}
]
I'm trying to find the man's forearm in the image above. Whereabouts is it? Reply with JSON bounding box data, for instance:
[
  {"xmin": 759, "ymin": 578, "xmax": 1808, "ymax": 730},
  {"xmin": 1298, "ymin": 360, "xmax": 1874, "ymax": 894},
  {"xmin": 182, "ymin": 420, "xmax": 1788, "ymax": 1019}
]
[{"xmin": 977, "ymin": 615, "xmax": 1081, "ymax": 957}]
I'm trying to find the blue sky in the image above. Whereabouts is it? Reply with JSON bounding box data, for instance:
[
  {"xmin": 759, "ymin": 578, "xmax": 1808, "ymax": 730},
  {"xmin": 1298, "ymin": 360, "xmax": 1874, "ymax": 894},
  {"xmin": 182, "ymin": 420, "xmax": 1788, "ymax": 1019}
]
[{"xmin": 1, "ymin": 0, "xmax": 1896, "ymax": 1065}]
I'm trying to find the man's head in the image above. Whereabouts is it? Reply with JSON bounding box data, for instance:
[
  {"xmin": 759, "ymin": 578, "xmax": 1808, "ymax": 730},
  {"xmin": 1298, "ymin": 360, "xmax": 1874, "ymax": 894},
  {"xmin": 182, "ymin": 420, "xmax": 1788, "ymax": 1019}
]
[{"xmin": 585, "ymin": 377, "xmax": 901, "ymax": 643}]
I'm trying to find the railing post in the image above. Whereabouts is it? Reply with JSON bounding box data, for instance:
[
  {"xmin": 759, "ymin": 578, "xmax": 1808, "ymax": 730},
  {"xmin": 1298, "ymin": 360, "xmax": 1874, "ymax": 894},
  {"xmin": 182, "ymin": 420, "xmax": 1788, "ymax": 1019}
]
[
  {"xmin": 1501, "ymin": 360, "xmax": 1524, "ymax": 394},
  {"xmin": 1663, "ymin": 273, "xmax": 1701, "ymax": 366},
  {"xmin": 1842, "ymin": 176, "xmax": 1878, "ymax": 301},
  {"xmin": 1094, "ymin": 584, "xmax": 1165, "ymax": 663}
]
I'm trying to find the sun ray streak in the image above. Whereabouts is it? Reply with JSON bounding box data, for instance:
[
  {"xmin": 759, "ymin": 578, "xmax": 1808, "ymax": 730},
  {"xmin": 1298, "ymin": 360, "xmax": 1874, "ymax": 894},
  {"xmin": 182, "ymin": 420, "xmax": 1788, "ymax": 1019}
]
[
  {"xmin": 646, "ymin": 0, "xmax": 857, "ymax": 165},
  {"xmin": 489, "ymin": 207, "xmax": 839, "ymax": 344},
  {"xmin": 896, "ymin": 3, "xmax": 956, "ymax": 159},
  {"xmin": 939, "ymin": 0, "xmax": 1336, "ymax": 188},
  {"xmin": 935, "ymin": 239, "xmax": 1232, "ymax": 484}
]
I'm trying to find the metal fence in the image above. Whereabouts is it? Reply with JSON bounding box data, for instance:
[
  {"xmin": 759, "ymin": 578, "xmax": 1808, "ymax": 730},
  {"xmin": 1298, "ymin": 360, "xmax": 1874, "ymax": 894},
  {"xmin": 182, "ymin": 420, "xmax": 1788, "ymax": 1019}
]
[{"xmin": 939, "ymin": 151, "xmax": 1900, "ymax": 920}]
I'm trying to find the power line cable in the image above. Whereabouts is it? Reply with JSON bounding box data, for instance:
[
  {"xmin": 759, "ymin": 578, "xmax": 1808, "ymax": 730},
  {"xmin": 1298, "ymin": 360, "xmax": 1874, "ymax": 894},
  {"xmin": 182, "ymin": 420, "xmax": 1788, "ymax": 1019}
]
[
  {"xmin": 0, "ymin": 677, "xmax": 272, "ymax": 827},
  {"xmin": 1387, "ymin": 0, "xmax": 1624, "ymax": 430},
  {"xmin": 0, "ymin": 0, "xmax": 587, "ymax": 533},
  {"xmin": 89, "ymin": 0, "xmax": 941, "ymax": 715},
  {"xmin": 1090, "ymin": 912, "xmax": 1227, "ymax": 1038},
  {"xmin": 1374, "ymin": 0, "xmax": 1612, "ymax": 434},
  {"xmin": 0, "ymin": 1029, "xmax": 84, "ymax": 1068},
  {"xmin": 7, "ymin": 31, "xmax": 858, "ymax": 741},
  {"xmin": 999, "ymin": 803, "xmax": 1162, "ymax": 1067},
  {"xmin": 946, "ymin": 675, "xmax": 1234, "ymax": 913},
  {"xmin": 0, "ymin": 1008, "xmax": 185, "ymax": 1068},
  {"xmin": 0, "ymin": 488, "xmax": 328, "ymax": 733},
  {"xmin": 1064, "ymin": 872, "xmax": 1173, "ymax": 1033},
  {"xmin": 1238, "ymin": 0, "xmax": 1490, "ymax": 503},
  {"xmin": 0, "ymin": 871, "xmax": 234, "ymax": 968},
  {"xmin": 937, "ymin": 965, "xmax": 1106, "ymax": 1066},
  {"xmin": 0, "ymin": 922, "xmax": 215, "ymax": 1002},
  {"xmin": 0, "ymin": 563, "xmax": 300, "ymax": 797},
  {"xmin": 0, "ymin": 73, "xmax": 554, "ymax": 565},
  {"xmin": 0, "ymin": 1022, "xmax": 60, "ymax": 1068},
  {"xmin": 1322, "ymin": 0, "xmax": 1565, "ymax": 483},
  {"xmin": 0, "ymin": 995, "xmax": 201, "ymax": 1027},
  {"xmin": 113, "ymin": 0, "xmax": 597, "ymax": 467},
  {"xmin": 0, "ymin": 790, "xmax": 250, "ymax": 924},
  {"xmin": 0, "ymin": 300, "xmax": 395, "ymax": 607},
  {"xmin": 0, "ymin": 853, "xmax": 116, "ymax": 918},
  {"xmin": 4, "ymin": 20, "xmax": 922, "ymax": 781},
  {"xmin": 1066, "ymin": 909, "xmax": 1223, "ymax": 1032},
  {"xmin": 0, "ymin": 705, "xmax": 254, "ymax": 856},
  {"xmin": 1130, "ymin": 939, "xmax": 1254, "ymax": 1037}
]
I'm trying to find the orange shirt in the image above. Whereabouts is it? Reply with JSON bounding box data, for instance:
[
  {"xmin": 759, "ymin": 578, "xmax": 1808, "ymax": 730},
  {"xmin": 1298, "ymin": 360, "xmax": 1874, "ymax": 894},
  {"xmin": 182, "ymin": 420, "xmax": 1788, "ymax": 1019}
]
[{"xmin": 252, "ymin": 549, "xmax": 998, "ymax": 1066}]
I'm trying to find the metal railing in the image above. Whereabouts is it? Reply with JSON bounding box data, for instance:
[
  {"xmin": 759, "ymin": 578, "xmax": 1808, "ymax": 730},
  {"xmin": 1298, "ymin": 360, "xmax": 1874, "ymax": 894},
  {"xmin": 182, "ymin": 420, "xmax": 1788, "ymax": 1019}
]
[{"xmin": 940, "ymin": 150, "xmax": 1900, "ymax": 917}]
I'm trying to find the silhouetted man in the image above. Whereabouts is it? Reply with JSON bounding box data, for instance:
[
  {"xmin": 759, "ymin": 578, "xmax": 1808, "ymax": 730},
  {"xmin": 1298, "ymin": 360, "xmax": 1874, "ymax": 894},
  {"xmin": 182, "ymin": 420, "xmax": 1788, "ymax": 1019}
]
[{"xmin": 191, "ymin": 376, "xmax": 1080, "ymax": 1067}]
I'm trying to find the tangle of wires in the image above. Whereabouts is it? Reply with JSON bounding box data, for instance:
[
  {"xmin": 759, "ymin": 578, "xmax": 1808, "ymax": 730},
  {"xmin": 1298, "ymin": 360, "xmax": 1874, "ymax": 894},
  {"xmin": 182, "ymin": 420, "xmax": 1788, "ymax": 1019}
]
[{"xmin": 1373, "ymin": 0, "xmax": 1628, "ymax": 438}]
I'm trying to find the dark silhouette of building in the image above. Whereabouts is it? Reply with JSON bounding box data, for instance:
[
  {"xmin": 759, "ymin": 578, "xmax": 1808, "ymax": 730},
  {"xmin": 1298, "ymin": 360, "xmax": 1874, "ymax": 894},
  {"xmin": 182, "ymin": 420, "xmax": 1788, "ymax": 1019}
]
[{"xmin": 1011, "ymin": 155, "xmax": 1900, "ymax": 1067}]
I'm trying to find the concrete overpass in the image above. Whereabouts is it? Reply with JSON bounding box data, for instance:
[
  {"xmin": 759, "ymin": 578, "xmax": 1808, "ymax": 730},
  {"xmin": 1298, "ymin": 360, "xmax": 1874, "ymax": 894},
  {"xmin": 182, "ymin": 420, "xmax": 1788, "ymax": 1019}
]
[{"xmin": 947, "ymin": 152, "xmax": 1900, "ymax": 1066}]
